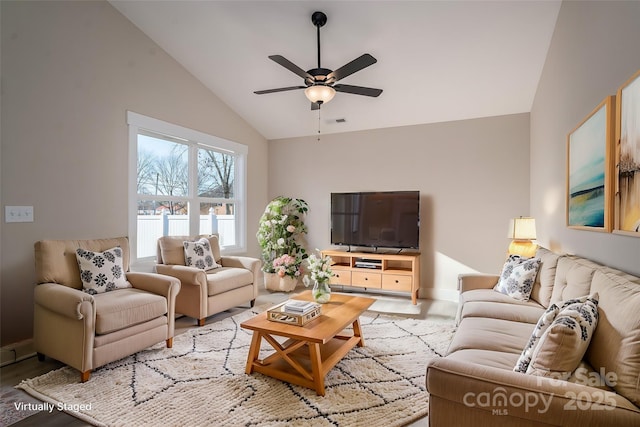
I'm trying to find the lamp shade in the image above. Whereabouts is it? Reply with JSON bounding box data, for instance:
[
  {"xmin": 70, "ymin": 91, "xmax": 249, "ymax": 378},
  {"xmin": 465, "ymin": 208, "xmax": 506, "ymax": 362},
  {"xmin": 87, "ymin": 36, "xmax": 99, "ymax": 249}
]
[
  {"xmin": 305, "ymin": 85, "xmax": 336, "ymax": 104},
  {"xmin": 507, "ymin": 217, "xmax": 537, "ymax": 240}
]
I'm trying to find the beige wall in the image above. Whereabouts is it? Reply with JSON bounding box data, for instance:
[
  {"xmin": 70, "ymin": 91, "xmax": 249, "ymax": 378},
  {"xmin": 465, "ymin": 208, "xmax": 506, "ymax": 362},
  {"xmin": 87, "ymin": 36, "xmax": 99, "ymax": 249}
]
[
  {"xmin": 268, "ymin": 113, "xmax": 531, "ymax": 301},
  {"xmin": 531, "ymin": 1, "xmax": 640, "ymax": 275},
  {"xmin": 0, "ymin": 1, "xmax": 269, "ymax": 345}
]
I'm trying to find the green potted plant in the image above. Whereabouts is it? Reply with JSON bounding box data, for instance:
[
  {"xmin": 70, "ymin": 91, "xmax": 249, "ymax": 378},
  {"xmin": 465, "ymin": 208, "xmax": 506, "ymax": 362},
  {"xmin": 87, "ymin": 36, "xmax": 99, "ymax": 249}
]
[{"xmin": 256, "ymin": 196, "xmax": 309, "ymax": 291}]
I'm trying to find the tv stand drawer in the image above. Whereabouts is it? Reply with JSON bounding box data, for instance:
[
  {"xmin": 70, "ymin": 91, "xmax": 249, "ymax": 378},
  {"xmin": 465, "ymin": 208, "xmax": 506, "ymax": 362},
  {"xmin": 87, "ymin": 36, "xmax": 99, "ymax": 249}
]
[
  {"xmin": 382, "ymin": 274, "xmax": 412, "ymax": 292},
  {"xmin": 352, "ymin": 271, "xmax": 382, "ymax": 288},
  {"xmin": 330, "ymin": 271, "xmax": 351, "ymax": 285}
]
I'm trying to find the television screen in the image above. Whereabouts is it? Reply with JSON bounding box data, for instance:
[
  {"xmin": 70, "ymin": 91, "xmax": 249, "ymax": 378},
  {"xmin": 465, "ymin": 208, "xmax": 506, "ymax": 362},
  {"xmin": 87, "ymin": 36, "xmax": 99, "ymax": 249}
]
[{"xmin": 331, "ymin": 191, "xmax": 420, "ymax": 249}]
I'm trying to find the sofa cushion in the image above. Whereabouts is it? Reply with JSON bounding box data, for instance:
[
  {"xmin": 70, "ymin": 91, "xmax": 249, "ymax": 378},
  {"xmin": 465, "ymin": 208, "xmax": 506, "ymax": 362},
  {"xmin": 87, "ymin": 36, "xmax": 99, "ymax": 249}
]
[
  {"xmin": 206, "ymin": 267, "xmax": 254, "ymax": 296},
  {"xmin": 494, "ymin": 255, "xmax": 541, "ymax": 301},
  {"xmin": 446, "ymin": 348, "xmax": 520, "ymax": 370},
  {"xmin": 587, "ymin": 270, "xmax": 640, "ymax": 407},
  {"xmin": 94, "ymin": 288, "xmax": 167, "ymax": 335},
  {"xmin": 448, "ymin": 317, "xmax": 534, "ymax": 355},
  {"xmin": 526, "ymin": 293, "xmax": 599, "ymax": 380},
  {"xmin": 460, "ymin": 288, "xmax": 543, "ymax": 307},
  {"xmin": 460, "ymin": 301, "xmax": 545, "ymax": 324},
  {"xmin": 158, "ymin": 235, "xmax": 222, "ymax": 266},
  {"xmin": 76, "ymin": 247, "xmax": 132, "ymax": 294},
  {"xmin": 530, "ymin": 247, "xmax": 562, "ymax": 307},
  {"xmin": 550, "ymin": 256, "xmax": 599, "ymax": 304},
  {"xmin": 183, "ymin": 238, "xmax": 220, "ymax": 271}
]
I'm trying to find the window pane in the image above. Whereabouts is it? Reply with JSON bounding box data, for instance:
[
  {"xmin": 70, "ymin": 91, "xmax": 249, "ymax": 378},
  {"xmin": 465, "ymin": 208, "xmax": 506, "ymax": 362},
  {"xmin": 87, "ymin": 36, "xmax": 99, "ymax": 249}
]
[
  {"xmin": 197, "ymin": 148, "xmax": 234, "ymax": 198},
  {"xmin": 137, "ymin": 135, "xmax": 189, "ymax": 197},
  {"xmin": 200, "ymin": 202, "xmax": 235, "ymax": 247},
  {"xmin": 137, "ymin": 200, "xmax": 189, "ymax": 258}
]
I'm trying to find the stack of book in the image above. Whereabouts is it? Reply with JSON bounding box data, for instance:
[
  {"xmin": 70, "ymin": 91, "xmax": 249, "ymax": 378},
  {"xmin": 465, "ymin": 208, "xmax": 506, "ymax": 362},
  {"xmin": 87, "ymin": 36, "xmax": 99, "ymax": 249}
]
[{"xmin": 267, "ymin": 299, "xmax": 322, "ymax": 326}]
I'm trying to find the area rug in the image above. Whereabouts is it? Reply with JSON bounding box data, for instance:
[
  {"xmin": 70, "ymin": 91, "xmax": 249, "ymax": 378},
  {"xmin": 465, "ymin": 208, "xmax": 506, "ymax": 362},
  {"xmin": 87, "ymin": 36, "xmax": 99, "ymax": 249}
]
[{"xmin": 16, "ymin": 307, "xmax": 456, "ymax": 427}]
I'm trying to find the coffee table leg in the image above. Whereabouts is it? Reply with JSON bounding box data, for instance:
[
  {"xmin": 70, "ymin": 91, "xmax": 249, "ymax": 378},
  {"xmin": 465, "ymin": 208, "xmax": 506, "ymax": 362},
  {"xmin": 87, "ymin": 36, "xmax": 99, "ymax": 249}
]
[
  {"xmin": 245, "ymin": 331, "xmax": 262, "ymax": 374},
  {"xmin": 353, "ymin": 318, "xmax": 365, "ymax": 347},
  {"xmin": 308, "ymin": 343, "xmax": 325, "ymax": 396}
]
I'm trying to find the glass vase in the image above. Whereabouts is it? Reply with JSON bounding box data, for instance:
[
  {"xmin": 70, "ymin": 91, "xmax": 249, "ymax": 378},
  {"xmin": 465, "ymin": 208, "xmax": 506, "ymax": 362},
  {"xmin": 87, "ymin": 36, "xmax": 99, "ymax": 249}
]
[{"xmin": 312, "ymin": 281, "xmax": 331, "ymax": 304}]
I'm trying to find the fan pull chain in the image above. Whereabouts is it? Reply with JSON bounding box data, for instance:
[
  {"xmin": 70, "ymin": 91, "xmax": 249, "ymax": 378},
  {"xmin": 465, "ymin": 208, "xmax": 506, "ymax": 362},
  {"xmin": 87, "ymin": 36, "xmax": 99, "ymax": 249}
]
[{"xmin": 317, "ymin": 107, "xmax": 321, "ymax": 141}]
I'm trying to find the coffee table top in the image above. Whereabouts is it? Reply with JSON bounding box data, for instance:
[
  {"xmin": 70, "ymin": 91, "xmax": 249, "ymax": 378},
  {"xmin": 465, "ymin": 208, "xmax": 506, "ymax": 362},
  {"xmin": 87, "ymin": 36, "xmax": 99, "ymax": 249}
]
[{"xmin": 240, "ymin": 291, "xmax": 375, "ymax": 344}]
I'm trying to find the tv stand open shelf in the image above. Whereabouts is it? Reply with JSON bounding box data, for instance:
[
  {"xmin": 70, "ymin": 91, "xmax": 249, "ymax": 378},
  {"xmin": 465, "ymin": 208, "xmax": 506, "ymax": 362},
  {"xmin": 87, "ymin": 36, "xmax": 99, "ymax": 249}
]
[{"xmin": 321, "ymin": 249, "xmax": 421, "ymax": 304}]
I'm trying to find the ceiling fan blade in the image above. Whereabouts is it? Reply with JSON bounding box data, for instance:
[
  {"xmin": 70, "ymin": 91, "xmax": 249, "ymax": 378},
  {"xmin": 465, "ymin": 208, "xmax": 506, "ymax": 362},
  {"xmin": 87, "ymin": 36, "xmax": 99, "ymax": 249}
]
[
  {"xmin": 311, "ymin": 102, "xmax": 320, "ymax": 111},
  {"xmin": 269, "ymin": 55, "xmax": 313, "ymax": 80},
  {"xmin": 334, "ymin": 84, "xmax": 383, "ymax": 97},
  {"xmin": 327, "ymin": 54, "xmax": 377, "ymax": 82},
  {"xmin": 254, "ymin": 86, "xmax": 306, "ymax": 95}
]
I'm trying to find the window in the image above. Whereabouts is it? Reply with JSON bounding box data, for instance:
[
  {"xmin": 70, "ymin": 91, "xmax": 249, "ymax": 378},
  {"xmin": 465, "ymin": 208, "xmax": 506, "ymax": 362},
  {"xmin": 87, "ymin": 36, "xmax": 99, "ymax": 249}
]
[{"xmin": 128, "ymin": 112, "xmax": 247, "ymax": 262}]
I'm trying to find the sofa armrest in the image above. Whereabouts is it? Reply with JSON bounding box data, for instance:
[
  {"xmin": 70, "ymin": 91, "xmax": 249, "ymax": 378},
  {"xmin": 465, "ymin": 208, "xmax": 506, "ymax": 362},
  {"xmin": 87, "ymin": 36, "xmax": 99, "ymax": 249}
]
[
  {"xmin": 426, "ymin": 358, "xmax": 639, "ymax": 426},
  {"xmin": 458, "ymin": 273, "xmax": 499, "ymax": 293},
  {"xmin": 34, "ymin": 282, "xmax": 95, "ymax": 320}
]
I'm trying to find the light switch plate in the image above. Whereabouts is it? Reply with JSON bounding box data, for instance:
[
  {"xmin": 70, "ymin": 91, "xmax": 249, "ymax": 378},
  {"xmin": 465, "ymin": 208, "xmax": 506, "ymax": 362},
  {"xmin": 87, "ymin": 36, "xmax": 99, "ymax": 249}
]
[{"xmin": 5, "ymin": 206, "xmax": 34, "ymax": 223}]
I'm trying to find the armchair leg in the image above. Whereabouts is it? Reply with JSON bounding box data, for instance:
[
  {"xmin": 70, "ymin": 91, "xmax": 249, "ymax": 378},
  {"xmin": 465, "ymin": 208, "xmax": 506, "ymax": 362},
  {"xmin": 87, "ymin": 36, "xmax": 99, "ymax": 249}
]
[
  {"xmin": 80, "ymin": 370, "xmax": 91, "ymax": 383},
  {"xmin": 166, "ymin": 338, "xmax": 173, "ymax": 348},
  {"xmin": 250, "ymin": 299, "xmax": 255, "ymax": 308},
  {"xmin": 37, "ymin": 352, "xmax": 45, "ymax": 362},
  {"xmin": 198, "ymin": 318, "xmax": 205, "ymax": 327}
]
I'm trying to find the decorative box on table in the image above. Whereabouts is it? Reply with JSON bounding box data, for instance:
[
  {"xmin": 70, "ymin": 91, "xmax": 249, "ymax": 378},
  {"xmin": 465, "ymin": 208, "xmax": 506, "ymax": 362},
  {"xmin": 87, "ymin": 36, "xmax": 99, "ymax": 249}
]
[{"xmin": 267, "ymin": 301, "xmax": 321, "ymax": 326}]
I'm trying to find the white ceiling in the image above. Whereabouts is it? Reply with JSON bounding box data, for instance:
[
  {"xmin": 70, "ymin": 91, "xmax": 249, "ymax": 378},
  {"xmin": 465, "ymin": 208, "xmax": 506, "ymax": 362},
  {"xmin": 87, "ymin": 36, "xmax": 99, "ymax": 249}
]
[{"xmin": 110, "ymin": 1, "xmax": 561, "ymax": 140}]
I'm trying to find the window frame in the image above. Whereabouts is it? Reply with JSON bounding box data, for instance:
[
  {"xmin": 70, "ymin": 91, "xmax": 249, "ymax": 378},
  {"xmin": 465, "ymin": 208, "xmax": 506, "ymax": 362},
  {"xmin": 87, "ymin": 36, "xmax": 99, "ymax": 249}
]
[{"xmin": 127, "ymin": 111, "xmax": 247, "ymax": 263}]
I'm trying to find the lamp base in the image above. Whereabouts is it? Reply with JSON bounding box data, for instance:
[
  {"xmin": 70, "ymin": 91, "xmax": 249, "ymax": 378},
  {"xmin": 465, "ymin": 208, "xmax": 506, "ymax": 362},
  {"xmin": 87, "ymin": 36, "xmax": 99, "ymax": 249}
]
[{"xmin": 508, "ymin": 241, "xmax": 538, "ymax": 258}]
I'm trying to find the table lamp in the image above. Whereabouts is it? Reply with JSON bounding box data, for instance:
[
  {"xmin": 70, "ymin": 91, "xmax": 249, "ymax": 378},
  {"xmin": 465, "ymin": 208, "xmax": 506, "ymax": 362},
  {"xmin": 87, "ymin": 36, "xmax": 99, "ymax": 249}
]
[{"xmin": 507, "ymin": 217, "xmax": 537, "ymax": 258}]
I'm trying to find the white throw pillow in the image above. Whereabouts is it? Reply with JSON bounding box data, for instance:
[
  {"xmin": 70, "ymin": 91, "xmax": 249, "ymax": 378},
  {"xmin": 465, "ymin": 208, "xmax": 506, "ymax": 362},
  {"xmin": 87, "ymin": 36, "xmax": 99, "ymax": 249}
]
[
  {"xmin": 494, "ymin": 255, "xmax": 541, "ymax": 301},
  {"xmin": 76, "ymin": 247, "xmax": 132, "ymax": 294},
  {"xmin": 525, "ymin": 293, "xmax": 599, "ymax": 380},
  {"xmin": 183, "ymin": 238, "xmax": 220, "ymax": 271}
]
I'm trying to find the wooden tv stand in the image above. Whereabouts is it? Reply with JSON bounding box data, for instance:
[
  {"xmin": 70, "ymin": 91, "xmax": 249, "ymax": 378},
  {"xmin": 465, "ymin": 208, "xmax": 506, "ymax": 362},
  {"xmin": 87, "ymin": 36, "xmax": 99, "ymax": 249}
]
[{"xmin": 321, "ymin": 249, "xmax": 421, "ymax": 304}]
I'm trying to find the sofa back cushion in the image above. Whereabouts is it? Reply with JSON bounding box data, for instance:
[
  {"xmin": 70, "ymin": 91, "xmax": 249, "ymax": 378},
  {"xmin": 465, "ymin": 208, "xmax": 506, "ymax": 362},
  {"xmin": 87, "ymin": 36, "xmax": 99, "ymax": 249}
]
[
  {"xmin": 550, "ymin": 256, "xmax": 599, "ymax": 304},
  {"xmin": 586, "ymin": 269, "xmax": 640, "ymax": 407},
  {"xmin": 157, "ymin": 235, "xmax": 221, "ymax": 266},
  {"xmin": 35, "ymin": 237, "xmax": 130, "ymax": 289},
  {"xmin": 530, "ymin": 247, "xmax": 562, "ymax": 308}
]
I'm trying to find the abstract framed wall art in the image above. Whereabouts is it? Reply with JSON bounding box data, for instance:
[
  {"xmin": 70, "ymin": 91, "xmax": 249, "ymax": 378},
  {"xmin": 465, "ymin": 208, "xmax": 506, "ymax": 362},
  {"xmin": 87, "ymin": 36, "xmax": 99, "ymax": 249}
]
[
  {"xmin": 615, "ymin": 69, "xmax": 640, "ymax": 236},
  {"xmin": 566, "ymin": 96, "xmax": 615, "ymax": 232}
]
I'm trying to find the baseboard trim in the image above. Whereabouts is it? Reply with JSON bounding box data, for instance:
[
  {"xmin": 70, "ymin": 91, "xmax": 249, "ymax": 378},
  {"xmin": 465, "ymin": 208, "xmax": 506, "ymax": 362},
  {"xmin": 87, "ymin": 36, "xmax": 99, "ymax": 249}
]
[
  {"xmin": 421, "ymin": 288, "xmax": 459, "ymax": 302},
  {"xmin": 1, "ymin": 339, "xmax": 36, "ymax": 367}
]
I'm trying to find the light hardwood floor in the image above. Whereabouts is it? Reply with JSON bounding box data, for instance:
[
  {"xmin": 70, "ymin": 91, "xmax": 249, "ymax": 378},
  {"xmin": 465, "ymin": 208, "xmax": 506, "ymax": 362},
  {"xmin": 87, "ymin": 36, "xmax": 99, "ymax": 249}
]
[{"xmin": 1, "ymin": 286, "xmax": 457, "ymax": 427}]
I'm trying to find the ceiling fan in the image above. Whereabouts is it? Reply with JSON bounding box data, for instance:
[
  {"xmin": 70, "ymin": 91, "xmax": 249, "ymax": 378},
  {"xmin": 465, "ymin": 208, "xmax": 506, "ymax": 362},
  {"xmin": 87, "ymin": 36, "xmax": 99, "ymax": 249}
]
[{"xmin": 254, "ymin": 11, "xmax": 382, "ymax": 110}]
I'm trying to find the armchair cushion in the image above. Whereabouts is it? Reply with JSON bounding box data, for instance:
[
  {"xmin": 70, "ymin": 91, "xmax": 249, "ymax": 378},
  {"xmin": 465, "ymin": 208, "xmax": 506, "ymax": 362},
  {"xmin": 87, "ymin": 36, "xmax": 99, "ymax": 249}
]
[
  {"xmin": 94, "ymin": 288, "xmax": 167, "ymax": 335},
  {"xmin": 158, "ymin": 235, "xmax": 221, "ymax": 266},
  {"xmin": 206, "ymin": 267, "xmax": 254, "ymax": 296},
  {"xmin": 76, "ymin": 247, "xmax": 131, "ymax": 294}
]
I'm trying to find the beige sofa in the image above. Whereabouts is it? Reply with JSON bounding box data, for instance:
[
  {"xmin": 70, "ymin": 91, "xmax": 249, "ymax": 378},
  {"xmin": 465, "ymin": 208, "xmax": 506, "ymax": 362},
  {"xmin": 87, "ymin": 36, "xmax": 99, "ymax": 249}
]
[
  {"xmin": 426, "ymin": 247, "xmax": 640, "ymax": 426},
  {"xmin": 34, "ymin": 237, "xmax": 181, "ymax": 382},
  {"xmin": 155, "ymin": 235, "xmax": 260, "ymax": 326}
]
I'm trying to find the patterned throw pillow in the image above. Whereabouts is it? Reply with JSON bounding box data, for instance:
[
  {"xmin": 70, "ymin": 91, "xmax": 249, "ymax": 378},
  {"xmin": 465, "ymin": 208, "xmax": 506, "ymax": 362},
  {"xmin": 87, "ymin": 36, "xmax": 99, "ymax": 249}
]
[
  {"xmin": 525, "ymin": 293, "xmax": 599, "ymax": 380},
  {"xmin": 76, "ymin": 247, "xmax": 132, "ymax": 295},
  {"xmin": 494, "ymin": 255, "xmax": 541, "ymax": 301},
  {"xmin": 513, "ymin": 303, "xmax": 561, "ymax": 373},
  {"xmin": 183, "ymin": 238, "xmax": 220, "ymax": 271}
]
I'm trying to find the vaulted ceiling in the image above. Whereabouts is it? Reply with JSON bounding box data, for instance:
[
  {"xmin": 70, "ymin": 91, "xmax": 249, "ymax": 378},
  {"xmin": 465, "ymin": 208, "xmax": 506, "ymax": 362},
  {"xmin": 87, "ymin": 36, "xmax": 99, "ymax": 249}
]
[{"xmin": 110, "ymin": 1, "xmax": 561, "ymax": 140}]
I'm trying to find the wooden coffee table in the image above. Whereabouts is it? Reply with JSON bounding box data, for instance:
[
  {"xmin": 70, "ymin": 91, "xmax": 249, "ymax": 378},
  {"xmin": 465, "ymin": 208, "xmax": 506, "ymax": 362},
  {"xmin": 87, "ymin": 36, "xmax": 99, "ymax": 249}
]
[{"xmin": 240, "ymin": 291, "xmax": 375, "ymax": 396}]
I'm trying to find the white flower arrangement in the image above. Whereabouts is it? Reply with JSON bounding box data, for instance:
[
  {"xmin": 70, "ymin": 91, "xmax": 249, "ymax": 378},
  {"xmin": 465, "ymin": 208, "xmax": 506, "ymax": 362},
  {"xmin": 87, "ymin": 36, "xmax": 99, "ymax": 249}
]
[{"xmin": 303, "ymin": 251, "xmax": 334, "ymax": 287}]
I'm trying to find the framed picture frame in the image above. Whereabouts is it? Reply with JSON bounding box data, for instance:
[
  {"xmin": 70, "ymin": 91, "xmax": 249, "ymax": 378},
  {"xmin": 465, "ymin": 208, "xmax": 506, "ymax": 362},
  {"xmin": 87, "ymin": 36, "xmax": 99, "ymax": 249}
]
[
  {"xmin": 614, "ymin": 69, "xmax": 640, "ymax": 236},
  {"xmin": 566, "ymin": 96, "xmax": 615, "ymax": 232}
]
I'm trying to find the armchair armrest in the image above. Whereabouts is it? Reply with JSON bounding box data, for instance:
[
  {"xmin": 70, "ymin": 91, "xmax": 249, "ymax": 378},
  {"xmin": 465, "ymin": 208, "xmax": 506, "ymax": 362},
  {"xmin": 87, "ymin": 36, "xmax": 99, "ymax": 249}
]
[
  {"xmin": 34, "ymin": 282, "xmax": 94, "ymax": 320},
  {"xmin": 458, "ymin": 273, "xmax": 499, "ymax": 293},
  {"xmin": 220, "ymin": 255, "xmax": 261, "ymax": 274},
  {"xmin": 154, "ymin": 264, "xmax": 207, "ymax": 287},
  {"xmin": 426, "ymin": 358, "xmax": 639, "ymax": 426},
  {"xmin": 127, "ymin": 272, "xmax": 181, "ymax": 298}
]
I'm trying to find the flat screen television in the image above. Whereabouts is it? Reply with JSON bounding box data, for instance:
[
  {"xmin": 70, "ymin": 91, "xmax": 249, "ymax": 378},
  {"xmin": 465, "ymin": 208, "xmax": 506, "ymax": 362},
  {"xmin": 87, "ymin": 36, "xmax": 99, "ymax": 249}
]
[{"xmin": 330, "ymin": 191, "xmax": 420, "ymax": 250}]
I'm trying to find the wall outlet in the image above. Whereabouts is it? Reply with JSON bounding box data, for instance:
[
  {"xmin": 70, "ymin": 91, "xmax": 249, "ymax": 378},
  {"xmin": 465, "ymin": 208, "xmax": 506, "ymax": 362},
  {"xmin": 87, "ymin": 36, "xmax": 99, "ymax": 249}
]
[{"xmin": 5, "ymin": 206, "xmax": 34, "ymax": 223}]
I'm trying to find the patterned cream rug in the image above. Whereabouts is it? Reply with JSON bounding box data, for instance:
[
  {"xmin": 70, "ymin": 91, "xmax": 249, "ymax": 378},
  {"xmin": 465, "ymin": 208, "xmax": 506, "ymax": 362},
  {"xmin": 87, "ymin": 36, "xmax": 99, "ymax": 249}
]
[{"xmin": 17, "ymin": 307, "xmax": 455, "ymax": 427}]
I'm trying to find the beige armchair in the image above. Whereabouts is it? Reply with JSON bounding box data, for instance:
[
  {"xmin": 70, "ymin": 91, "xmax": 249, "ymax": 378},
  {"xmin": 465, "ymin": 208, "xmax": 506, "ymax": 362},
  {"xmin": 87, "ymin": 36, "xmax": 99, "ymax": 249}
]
[
  {"xmin": 155, "ymin": 235, "xmax": 260, "ymax": 326},
  {"xmin": 34, "ymin": 237, "xmax": 180, "ymax": 382}
]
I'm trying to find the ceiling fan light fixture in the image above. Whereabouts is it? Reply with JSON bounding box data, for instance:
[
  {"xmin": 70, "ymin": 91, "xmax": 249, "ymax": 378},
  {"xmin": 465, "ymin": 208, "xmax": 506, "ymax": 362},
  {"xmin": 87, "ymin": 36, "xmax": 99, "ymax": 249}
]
[{"xmin": 305, "ymin": 84, "xmax": 336, "ymax": 104}]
